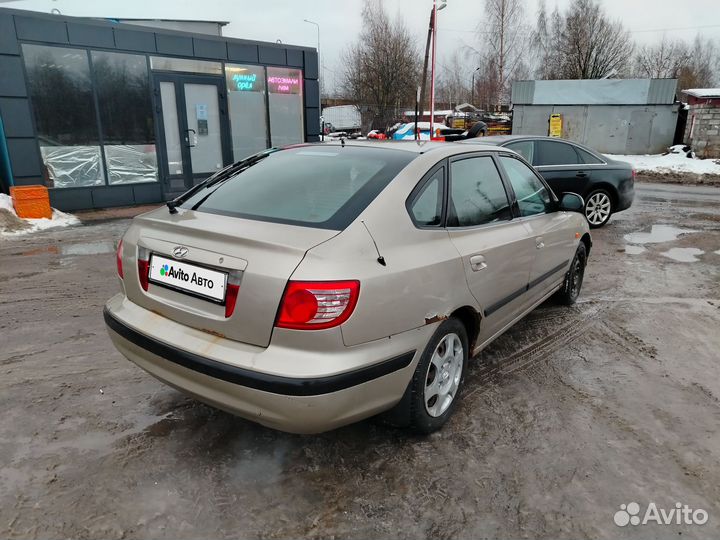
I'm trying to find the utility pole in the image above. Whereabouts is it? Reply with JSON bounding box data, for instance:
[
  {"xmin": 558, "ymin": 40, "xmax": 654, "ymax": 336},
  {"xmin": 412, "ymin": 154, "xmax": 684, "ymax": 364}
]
[{"xmin": 417, "ymin": 8, "xmax": 434, "ymax": 140}]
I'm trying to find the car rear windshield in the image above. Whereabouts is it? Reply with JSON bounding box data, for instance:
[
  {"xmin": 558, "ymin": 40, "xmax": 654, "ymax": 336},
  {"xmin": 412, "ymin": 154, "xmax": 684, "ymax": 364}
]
[{"xmin": 181, "ymin": 146, "xmax": 416, "ymax": 230}]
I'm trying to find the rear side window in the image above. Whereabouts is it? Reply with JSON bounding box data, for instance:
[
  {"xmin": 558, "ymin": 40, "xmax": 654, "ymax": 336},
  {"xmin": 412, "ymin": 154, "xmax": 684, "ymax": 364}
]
[
  {"xmin": 409, "ymin": 168, "xmax": 444, "ymax": 226},
  {"xmin": 499, "ymin": 156, "xmax": 553, "ymax": 217},
  {"xmin": 448, "ymin": 156, "xmax": 512, "ymax": 227},
  {"xmin": 576, "ymin": 147, "xmax": 603, "ymax": 164},
  {"xmin": 535, "ymin": 140, "xmax": 580, "ymax": 166},
  {"xmin": 181, "ymin": 146, "xmax": 415, "ymax": 230},
  {"xmin": 505, "ymin": 141, "xmax": 534, "ymax": 164}
]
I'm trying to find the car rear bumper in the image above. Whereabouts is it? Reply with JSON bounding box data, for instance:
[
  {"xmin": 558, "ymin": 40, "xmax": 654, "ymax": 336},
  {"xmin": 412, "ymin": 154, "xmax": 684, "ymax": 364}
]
[
  {"xmin": 104, "ymin": 295, "xmax": 425, "ymax": 433},
  {"xmin": 616, "ymin": 182, "xmax": 634, "ymax": 212}
]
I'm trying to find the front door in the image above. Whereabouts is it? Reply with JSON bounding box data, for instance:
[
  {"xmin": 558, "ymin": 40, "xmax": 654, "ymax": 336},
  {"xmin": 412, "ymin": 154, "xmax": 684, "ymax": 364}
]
[
  {"xmin": 153, "ymin": 74, "xmax": 232, "ymax": 199},
  {"xmin": 445, "ymin": 154, "xmax": 535, "ymax": 344},
  {"xmin": 497, "ymin": 154, "xmax": 575, "ymax": 302}
]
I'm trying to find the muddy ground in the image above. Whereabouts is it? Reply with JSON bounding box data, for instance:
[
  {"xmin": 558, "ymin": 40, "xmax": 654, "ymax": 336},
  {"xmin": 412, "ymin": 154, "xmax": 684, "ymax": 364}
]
[{"xmin": 1, "ymin": 182, "xmax": 719, "ymax": 539}]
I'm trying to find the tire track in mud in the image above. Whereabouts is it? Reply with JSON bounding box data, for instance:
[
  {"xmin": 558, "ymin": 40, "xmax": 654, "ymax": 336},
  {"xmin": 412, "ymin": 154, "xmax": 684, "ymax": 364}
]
[{"xmin": 464, "ymin": 302, "xmax": 611, "ymax": 397}]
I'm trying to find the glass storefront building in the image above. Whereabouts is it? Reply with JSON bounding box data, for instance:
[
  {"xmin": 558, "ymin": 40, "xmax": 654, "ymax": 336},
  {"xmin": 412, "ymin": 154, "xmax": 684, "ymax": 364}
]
[{"xmin": 0, "ymin": 9, "xmax": 320, "ymax": 210}]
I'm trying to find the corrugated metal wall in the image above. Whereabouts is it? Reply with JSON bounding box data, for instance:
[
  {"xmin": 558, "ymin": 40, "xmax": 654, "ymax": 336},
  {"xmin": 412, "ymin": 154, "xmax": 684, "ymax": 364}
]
[{"xmin": 511, "ymin": 104, "xmax": 680, "ymax": 154}]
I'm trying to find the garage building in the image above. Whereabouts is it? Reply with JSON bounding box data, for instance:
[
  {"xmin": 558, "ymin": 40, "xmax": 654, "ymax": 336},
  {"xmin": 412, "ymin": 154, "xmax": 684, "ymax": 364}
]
[{"xmin": 510, "ymin": 78, "xmax": 679, "ymax": 154}]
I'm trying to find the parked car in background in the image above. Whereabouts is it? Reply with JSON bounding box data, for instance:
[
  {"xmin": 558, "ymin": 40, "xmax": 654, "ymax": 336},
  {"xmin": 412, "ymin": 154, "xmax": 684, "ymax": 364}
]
[
  {"xmin": 105, "ymin": 142, "xmax": 591, "ymax": 435},
  {"xmin": 473, "ymin": 136, "xmax": 635, "ymax": 227},
  {"xmin": 444, "ymin": 121, "xmax": 488, "ymax": 142},
  {"xmin": 392, "ymin": 122, "xmax": 461, "ymax": 141}
]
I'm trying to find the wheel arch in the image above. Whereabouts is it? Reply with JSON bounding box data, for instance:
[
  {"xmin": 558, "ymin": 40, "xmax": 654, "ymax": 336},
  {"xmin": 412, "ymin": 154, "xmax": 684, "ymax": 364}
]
[
  {"xmin": 586, "ymin": 183, "xmax": 619, "ymax": 209},
  {"xmin": 450, "ymin": 305, "xmax": 481, "ymax": 352},
  {"xmin": 580, "ymin": 232, "xmax": 592, "ymax": 258}
]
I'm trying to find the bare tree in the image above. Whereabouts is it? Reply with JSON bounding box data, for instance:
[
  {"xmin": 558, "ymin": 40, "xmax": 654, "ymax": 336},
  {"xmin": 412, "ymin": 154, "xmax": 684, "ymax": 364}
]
[
  {"xmin": 475, "ymin": 0, "xmax": 529, "ymax": 106},
  {"xmin": 680, "ymin": 36, "xmax": 720, "ymax": 89},
  {"xmin": 634, "ymin": 35, "xmax": 719, "ymax": 96},
  {"xmin": 558, "ymin": 0, "xmax": 634, "ymax": 79},
  {"xmin": 532, "ymin": 2, "xmax": 566, "ymax": 79},
  {"xmin": 341, "ymin": 0, "xmax": 420, "ymax": 130},
  {"xmin": 436, "ymin": 50, "xmax": 471, "ymax": 107},
  {"xmin": 634, "ymin": 37, "xmax": 690, "ymax": 79}
]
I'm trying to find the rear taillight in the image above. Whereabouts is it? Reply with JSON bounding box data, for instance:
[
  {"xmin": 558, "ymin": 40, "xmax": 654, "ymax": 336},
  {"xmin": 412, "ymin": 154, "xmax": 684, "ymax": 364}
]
[
  {"xmin": 631, "ymin": 168, "xmax": 636, "ymax": 180},
  {"xmin": 116, "ymin": 239, "xmax": 124, "ymax": 279},
  {"xmin": 224, "ymin": 272, "xmax": 242, "ymax": 318},
  {"xmin": 275, "ymin": 280, "xmax": 360, "ymax": 330},
  {"xmin": 138, "ymin": 246, "xmax": 149, "ymax": 291}
]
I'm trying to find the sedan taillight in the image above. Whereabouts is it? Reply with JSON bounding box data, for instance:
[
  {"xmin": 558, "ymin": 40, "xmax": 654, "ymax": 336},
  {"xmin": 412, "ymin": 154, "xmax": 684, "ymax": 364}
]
[
  {"xmin": 275, "ymin": 280, "xmax": 360, "ymax": 330},
  {"xmin": 116, "ymin": 239, "xmax": 124, "ymax": 279},
  {"xmin": 137, "ymin": 246, "xmax": 150, "ymax": 291}
]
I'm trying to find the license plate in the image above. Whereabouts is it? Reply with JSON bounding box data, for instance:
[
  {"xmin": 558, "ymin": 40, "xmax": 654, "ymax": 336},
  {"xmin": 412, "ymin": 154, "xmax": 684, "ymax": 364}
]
[{"xmin": 149, "ymin": 254, "xmax": 227, "ymax": 302}]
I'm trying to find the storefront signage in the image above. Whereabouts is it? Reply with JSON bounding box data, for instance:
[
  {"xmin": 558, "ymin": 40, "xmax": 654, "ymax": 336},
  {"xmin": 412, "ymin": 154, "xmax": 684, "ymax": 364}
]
[
  {"xmin": 225, "ymin": 65, "xmax": 265, "ymax": 93},
  {"xmin": 232, "ymin": 72, "xmax": 258, "ymax": 91},
  {"xmin": 267, "ymin": 69, "xmax": 302, "ymax": 95}
]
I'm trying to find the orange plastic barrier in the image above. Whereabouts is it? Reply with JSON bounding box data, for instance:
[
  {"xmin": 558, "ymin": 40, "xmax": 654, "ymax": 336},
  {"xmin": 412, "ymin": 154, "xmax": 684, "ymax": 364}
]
[{"xmin": 10, "ymin": 185, "xmax": 52, "ymax": 219}]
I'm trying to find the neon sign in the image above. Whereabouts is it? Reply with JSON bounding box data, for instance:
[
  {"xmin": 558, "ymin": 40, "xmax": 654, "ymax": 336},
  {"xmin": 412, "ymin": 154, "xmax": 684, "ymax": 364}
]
[
  {"xmin": 267, "ymin": 70, "xmax": 302, "ymax": 94},
  {"xmin": 232, "ymin": 72, "xmax": 257, "ymax": 91}
]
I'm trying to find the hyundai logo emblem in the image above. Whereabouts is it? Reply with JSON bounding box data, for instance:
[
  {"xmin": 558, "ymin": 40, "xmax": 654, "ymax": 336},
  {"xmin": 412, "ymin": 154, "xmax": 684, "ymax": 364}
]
[{"xmin": 172, "ymin": 246, "xmax": 189, "ymax": 259}]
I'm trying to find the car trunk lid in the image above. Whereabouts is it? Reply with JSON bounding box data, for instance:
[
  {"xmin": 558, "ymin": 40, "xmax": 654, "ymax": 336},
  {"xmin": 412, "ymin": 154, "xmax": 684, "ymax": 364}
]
[{"xmin": 122, "ymin": 207, "xmax": 338, "ymax": 347}]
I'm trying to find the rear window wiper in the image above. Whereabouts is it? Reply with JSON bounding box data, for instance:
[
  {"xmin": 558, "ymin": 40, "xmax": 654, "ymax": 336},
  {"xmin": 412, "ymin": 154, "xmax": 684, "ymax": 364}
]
[{"xmin": 166, "ymin": 150, "xmax": 276, "ymax": 214}]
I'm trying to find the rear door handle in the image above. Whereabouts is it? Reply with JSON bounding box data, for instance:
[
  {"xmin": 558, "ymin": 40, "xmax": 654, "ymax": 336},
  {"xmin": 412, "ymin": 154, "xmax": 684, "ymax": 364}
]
[
  {"xmin": 576, "ymin": 171, "xmax": 588, "ymax": 178},
  {"xmin": 536, "ymin": 237, "xmax": 545, "ymax": 249},
  {"xmin": 469, "ymin": 255, "xmax": 487, "ymax": 271}
]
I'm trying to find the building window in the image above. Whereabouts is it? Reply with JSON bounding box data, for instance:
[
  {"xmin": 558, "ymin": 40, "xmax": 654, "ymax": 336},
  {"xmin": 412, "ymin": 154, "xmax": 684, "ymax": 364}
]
[
  {"xmin": 92, "ymin": 51, "xmax": 157, "ymax": 184},
  {"xmin": 267, "ymin": 67, "xmax": 304, "ymax": 147},
  {"xmin": 149, "ymin": 56, "xmax": 223, "ymax": 75},
  {"xmin": 22, "ymin": 44, "xmax": 103, "ymax": 188},
  {"xmin": 225, "ymin": 64, "xmax": 268, "ymax": 161}
]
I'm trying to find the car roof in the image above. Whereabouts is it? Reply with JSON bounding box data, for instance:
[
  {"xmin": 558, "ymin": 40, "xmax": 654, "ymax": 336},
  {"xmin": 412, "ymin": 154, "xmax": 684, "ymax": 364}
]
[
  {"xmin": 464, "ymin": 134, "xmax": 595, "ymax": 145},
  {"xmin": 310, "ymin": 140, "xmax": 506, "ymax": 155}
]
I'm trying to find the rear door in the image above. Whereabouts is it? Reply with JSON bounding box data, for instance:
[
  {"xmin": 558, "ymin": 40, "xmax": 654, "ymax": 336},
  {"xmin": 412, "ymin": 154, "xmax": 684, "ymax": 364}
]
[
  {"xmin": 497, "ymin": 154, "xmax": 576, "ymax": 302},
  {"xmin": 522, "ymin": 140, "xmax": 590, "ymax": 197},
  {"xmin": 445, "ymin": 154, "xmax": 535, "ymax": 342}
]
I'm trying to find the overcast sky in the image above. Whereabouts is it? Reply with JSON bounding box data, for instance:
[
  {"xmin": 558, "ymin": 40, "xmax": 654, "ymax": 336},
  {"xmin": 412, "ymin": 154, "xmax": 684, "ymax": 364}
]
[{"xmin": 6, "ymin": 0, "xmax": 720, "ymax": 89}]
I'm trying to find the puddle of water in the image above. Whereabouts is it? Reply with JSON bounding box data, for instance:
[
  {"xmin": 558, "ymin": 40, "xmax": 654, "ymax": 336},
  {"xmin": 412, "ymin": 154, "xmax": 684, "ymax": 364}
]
[
  {"xmin": 660, "ymin": 248, "xmax": 705, "ymax": 262},
  {"xmin": 624, "ymin": 225, "xmax": 699, "ymax": 245},
  {"xmin": 624, "ymin": 245, "xmax": 646, "ymax": 255},
  {"xmin": 60, "ymin": 241, "xmax": 115, "ymax": 256}
]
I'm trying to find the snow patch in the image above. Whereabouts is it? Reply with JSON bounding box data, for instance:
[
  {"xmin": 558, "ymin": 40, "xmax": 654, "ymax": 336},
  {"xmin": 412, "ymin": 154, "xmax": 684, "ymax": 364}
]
[
  {"xmin": 0, "ymin": 193, "xmax": 80, "ymax": 236},
  {"xmin": 605, "ymin": 150, "xmax": 720, "ymax": 176}
]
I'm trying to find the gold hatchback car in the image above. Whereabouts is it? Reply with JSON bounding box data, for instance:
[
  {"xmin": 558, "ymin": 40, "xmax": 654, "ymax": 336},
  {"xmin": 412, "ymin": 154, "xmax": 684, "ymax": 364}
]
[{"xmin": 105, "ymin": 141, "xmax": 591, "ymax": 434}]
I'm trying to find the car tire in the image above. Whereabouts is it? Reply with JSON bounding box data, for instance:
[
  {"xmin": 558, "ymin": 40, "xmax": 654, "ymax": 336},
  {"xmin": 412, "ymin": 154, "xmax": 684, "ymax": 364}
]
[
  {"xmin": 400, "ymin": 318, "xmax": 469, "ymax": 434},
  {"xmin": 584, "ymin": 189, "xmax": 613, "ymax": 228},
  {"xmin": 556, "ymin": 243, "xmax": 587, "ymax": 305}
]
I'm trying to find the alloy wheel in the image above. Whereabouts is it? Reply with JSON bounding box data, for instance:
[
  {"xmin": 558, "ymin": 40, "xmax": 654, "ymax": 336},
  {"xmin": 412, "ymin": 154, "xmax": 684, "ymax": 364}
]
[
  {"xmin": 585, "ymin": 192, "xmax": 612, "ymax": 226},
  {"xmin": 424, "ymin": 333, "xmax": 464, "ymax": 417}
]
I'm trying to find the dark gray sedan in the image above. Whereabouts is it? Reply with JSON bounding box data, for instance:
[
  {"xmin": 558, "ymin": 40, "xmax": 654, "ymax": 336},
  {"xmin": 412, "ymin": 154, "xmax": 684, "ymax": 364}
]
[{"xmin": 466, "ymin": 136, "xmax": 635, "ymax": 227}]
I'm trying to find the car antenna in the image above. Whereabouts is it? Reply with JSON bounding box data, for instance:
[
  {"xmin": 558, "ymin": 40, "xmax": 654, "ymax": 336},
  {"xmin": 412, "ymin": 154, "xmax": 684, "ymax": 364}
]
[{"xmin": 361, "ymin": 220, "xmax": 386, "ymax": 266}]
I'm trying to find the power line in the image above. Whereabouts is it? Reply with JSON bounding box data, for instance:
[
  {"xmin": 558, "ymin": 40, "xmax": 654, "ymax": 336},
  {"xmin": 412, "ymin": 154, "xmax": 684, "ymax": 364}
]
[
  {"xmin": 438, "ymin": 23, "xmax": 720, "ymax": 35},
  {"xmin": 629, "ymin": 24, "xmax": 720, "ymax": 33}
]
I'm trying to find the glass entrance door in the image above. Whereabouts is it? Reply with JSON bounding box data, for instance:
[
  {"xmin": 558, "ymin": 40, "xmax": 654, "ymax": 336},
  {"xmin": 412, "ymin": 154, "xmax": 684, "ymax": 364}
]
[{"xmin": 154, "ymin": 74, "xmax": 231, "ymax": 198}]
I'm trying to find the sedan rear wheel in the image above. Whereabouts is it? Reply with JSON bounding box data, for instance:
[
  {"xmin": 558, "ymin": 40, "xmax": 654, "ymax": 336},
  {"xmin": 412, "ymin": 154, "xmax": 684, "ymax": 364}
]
[
  {"xmin": 424, "ymin": 333, "xmax": 464, "ymax": 418},
  {"xmin": 585, "ymin": 189, "xmax": 612, "ymax": 228},
  {"xmin": 406, "ymin": 318, "xmax": 468, "ymax": 434}
]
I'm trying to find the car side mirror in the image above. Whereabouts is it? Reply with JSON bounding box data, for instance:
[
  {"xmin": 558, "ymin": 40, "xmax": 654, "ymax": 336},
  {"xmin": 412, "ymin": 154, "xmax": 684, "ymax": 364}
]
[{"xmin": 558, "ymin": 192, "xmax": 585, "ymax": 213}]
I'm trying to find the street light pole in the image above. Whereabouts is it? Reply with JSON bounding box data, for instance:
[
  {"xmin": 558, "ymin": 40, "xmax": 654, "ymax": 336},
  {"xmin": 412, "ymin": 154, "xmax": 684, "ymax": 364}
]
[
  {"xmin": 429, "ymin": 0, "xmax": 447, "ymax": 140},
  {"xmin": 471, "ymin": 66, "xmax": 481, "ymax": 106}
]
